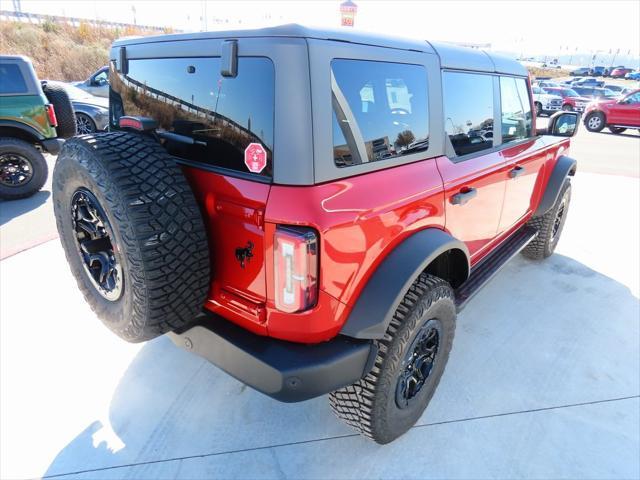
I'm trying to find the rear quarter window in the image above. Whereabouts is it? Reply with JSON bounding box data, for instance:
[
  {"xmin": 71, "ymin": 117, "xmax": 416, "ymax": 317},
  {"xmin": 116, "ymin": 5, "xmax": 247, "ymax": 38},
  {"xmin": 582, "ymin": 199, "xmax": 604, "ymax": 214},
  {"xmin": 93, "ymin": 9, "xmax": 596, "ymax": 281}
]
[
  {"xmin": 0, "ymin": 63, "xmax": 28, "ymax": 94},
  {"xmin": 110, "ymin": 57, "xmax": 274, "ymax": 178},
  {"xmin": 330, "ymin": 59, "xmax": 429, "ymax": 167}
]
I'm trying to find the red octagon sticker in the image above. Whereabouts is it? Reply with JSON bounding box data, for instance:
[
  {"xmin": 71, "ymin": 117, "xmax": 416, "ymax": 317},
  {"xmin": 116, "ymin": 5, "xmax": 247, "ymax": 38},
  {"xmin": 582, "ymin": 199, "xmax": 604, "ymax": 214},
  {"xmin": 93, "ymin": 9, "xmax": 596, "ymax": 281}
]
[{"xmin": 244, "ymin": 143, "xmax": 267, "ymax": 174}]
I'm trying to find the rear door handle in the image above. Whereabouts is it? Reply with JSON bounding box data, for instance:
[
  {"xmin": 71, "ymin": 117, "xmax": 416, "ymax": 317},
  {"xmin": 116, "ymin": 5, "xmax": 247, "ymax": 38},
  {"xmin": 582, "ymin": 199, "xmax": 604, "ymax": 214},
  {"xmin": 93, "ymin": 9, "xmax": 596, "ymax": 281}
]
[
  {"xmin": 451, "ymin": 188, "xmax": 477, "ymax": 205},
  {"xmin": 509, "ymin": 165, "xmax": 526, "ymax": 178}
]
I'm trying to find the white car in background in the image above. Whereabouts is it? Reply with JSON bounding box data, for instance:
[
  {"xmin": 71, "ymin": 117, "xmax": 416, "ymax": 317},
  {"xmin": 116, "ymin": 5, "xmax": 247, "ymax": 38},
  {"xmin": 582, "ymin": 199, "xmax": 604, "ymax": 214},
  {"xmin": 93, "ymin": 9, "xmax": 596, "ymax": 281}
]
[
  {"xmin": 72, "ymin": 66, "xmax": 109, "ymax": 98},
  {"xmin": 532, "ymin": 86, "xmax": 563, "ymax": 116}
]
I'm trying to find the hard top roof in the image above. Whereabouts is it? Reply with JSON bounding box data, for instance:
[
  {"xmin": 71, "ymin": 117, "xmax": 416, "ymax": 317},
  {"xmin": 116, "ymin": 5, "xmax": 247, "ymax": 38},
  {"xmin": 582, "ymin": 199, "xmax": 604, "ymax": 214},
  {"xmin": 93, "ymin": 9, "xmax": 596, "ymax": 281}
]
[{"xmin": 113, "ymin": 23, "xmax": 527, "ymax": 76}]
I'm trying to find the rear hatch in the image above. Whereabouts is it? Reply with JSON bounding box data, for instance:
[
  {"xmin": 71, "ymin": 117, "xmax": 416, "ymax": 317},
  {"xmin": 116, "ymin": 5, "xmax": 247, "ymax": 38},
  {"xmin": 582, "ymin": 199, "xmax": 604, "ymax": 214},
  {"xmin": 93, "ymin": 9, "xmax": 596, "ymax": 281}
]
[{"xmin": 109, "ymin": 52, "xmax": 275, "ymax": 333}]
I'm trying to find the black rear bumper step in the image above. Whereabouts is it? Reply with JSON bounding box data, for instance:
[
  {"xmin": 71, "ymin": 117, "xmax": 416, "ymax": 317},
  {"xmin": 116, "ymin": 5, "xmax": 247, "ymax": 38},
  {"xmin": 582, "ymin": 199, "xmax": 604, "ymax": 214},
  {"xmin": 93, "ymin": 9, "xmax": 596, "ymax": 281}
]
[
  {"xmin": 168, "ymin": 314, "xmax": 376, "ymax": 402},
  {"xmin": 455, "ymin": 226, "xmax": 538, "ymax": 310}
]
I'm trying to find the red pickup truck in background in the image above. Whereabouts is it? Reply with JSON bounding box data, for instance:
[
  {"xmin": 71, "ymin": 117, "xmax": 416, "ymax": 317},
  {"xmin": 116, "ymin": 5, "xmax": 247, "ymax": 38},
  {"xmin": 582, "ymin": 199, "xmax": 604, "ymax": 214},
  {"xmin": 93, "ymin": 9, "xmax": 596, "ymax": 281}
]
[
  {"xmin": 583, "ymin": 89, "xmax": 640, "ymax": 134},
  {"xmin": 542, "ymin": 87, "xmax": 591, "ymax": 112}
]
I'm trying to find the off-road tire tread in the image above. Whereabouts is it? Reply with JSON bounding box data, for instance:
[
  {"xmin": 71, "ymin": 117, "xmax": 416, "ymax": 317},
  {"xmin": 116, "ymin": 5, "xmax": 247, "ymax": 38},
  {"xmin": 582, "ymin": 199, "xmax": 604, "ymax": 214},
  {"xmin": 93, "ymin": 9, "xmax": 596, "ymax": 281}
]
[
  {"xmin": 522, "ymin": 180, "xmax": 571, "ymax": 260},
  {"xmin": 53, "ymin": 132, "xmax": 209, "ymax": 342},
  {"xmin": 329, "ymin": 273, "xmax": 455, "ymax": 443},
  {"xmin": 43, "ymin": 81, "xmax": 76, "ymax": 139},
  {"xmin": 0, "ymin": 137, "xmax": 48, "ymax": 200}
]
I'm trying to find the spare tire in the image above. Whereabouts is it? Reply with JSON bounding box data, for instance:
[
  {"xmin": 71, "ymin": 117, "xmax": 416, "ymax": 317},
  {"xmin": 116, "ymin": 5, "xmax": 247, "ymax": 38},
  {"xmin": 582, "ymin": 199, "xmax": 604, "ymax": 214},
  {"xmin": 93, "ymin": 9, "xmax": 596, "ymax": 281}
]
[
  {"xmin": 52, "ymin": 132, "xmax": 210, "ymax": 342},
  {"xmin": 43, "ymin": 81, "xmax": 77, "ymax": 139}
]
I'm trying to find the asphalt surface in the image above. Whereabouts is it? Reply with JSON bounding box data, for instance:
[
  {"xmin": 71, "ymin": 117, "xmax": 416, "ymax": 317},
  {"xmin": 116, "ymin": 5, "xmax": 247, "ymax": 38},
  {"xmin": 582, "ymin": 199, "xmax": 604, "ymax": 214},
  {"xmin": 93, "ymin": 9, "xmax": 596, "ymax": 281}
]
[{"xmin": 1, "ymin": 129, "xmax": 639, "ymax": 479}]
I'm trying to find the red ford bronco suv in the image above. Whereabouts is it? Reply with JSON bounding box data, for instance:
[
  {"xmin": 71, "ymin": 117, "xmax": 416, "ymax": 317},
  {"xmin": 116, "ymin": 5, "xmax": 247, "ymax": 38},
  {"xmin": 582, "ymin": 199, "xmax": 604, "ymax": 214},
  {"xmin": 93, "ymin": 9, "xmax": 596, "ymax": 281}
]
[{"xmin": 53, "ymin": 25, "xmax": 579, "ymax": 444}]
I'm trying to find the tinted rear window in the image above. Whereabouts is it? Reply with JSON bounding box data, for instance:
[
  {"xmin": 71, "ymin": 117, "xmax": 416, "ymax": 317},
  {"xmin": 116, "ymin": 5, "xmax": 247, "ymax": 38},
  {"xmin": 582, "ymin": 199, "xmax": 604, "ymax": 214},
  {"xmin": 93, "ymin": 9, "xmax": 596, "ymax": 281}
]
[
  {"xmin": 0, "ymin": 63, "xmax": 28, "ymax": 94},
  {"xmin": 331, "ymin": 59, "xmax": 429, "ymax": 167},
  {"xmin": 110, "ymin": 57, "xmax": 274, "ymax": 177}
]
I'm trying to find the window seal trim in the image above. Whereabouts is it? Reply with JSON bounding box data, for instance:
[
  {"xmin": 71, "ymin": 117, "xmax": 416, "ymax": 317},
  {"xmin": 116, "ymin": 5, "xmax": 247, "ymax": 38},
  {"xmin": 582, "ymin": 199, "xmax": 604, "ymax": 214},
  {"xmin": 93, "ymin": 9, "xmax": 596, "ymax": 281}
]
[{"xmin": 174, "ymin": 158, "xmax": 272, "ymax": 184}]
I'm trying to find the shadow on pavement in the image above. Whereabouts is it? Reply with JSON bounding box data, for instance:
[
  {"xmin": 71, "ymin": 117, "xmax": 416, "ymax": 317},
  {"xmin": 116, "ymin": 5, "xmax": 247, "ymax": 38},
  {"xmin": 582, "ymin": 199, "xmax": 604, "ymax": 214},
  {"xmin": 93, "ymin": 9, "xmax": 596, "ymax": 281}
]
[
  {"xmin": 0, "ymin": 190, "xmax": 51, "ymax": 226},
  {"xmin": 42, "ymin": 254, "xmax": 640, "ymax": 479},
  {"xmin": 595, "ymin": 130, "xmax": 640, "ymax": 139}
]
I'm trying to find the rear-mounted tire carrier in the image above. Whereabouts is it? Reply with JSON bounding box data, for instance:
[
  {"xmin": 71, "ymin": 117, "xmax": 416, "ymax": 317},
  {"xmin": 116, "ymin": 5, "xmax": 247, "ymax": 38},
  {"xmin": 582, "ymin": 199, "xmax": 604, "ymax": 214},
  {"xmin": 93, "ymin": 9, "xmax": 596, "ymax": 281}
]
[{"xmin": 53, "ymin": 132, "xmax": 210, "ymax": 342}]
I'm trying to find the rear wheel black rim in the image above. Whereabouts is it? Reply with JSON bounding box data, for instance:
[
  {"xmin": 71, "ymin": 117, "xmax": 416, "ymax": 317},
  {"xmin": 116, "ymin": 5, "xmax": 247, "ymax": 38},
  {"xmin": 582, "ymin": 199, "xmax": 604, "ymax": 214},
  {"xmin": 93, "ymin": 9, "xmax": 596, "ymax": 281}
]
[
  {"xmin": 551, "ymin": 198, "xmax": 566, "ymax": 242},
  {"xmin": 396, "ymin": 319, "xmax": 441, "ymax": 409},
  {"xmin": 0, "ymin": 153, "xmax": 33, "ymax": 187},
  {"xmin": 71, "ymin": 189, "xmax": 123, "ymax": 301}
]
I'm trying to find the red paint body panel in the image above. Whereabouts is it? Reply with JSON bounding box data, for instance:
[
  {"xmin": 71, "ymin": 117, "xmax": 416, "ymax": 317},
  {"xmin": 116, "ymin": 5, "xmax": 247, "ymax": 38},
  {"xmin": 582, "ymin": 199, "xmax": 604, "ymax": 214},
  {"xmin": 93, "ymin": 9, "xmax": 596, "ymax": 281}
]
[
  {"xmin": 435, "ymin": 152, "xmax": 506, "ymax": 262},
  {"xmin": 265, "ymin": 158, "xmax": 445, "ymax": 342},
  {"xmin": 182, "ymin": 137, "xmax": 568, "ymax": 343},
  {"xmin": 181, "ymin": 166, "xmax": 271, "ymax": 335}
]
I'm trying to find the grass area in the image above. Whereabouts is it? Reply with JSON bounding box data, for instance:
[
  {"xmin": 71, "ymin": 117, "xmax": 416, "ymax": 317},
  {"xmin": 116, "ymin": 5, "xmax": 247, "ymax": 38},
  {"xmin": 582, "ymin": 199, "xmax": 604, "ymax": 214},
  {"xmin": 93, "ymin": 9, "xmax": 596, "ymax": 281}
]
[
  {"xmin": 0, "ymin": 21, "xmax": 167, "ymax": 81},
  {"xmin": 527, "ymin": 66, "xmax": 570, "ymax": 79}
]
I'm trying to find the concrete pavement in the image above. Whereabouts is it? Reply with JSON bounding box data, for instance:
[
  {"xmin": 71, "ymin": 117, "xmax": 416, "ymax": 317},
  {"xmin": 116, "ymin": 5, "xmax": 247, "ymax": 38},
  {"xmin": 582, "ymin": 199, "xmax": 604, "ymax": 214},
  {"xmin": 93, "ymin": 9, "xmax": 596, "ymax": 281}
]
[{"xmin": 1, "ymin": 172, "xmax": 638, "ymax": 479}]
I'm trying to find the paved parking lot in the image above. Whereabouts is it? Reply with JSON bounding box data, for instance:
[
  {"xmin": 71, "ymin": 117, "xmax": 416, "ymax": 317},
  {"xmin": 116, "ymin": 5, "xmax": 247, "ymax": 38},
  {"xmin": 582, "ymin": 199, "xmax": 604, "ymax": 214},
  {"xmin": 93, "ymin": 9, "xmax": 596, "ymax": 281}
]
[{"xmin": 1, "ymin": 128, "xmax": 639, "ymax": 479}]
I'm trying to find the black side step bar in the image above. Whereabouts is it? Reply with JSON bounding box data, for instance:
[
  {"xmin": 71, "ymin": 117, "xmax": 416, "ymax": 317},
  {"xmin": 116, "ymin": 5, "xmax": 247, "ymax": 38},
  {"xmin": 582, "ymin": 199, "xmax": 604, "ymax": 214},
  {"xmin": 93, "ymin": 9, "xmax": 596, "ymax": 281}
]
[{"xmin": 455, "ymin": 226, "xmax": 538, "ymax": 310}]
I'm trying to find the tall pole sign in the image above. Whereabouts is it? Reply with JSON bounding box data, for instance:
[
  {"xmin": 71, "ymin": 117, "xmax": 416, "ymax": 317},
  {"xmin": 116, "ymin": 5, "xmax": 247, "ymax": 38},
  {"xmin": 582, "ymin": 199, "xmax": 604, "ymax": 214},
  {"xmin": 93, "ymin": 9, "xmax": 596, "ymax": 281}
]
[{"xmin": 340, "ymin": 1, "xmax": 357, "ymax": 27}]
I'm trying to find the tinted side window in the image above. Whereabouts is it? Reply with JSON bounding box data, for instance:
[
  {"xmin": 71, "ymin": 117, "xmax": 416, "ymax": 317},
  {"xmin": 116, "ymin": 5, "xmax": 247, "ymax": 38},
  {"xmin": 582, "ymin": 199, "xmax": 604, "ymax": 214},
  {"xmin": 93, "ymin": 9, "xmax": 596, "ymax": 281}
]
[
  {"xmin": 442, "ymin": 71, "xmax": 494, "ymax": 157},
  {"xmin": 110, "ymin": 57, "xmax": 274, "ymax": 177},
  {"xmin": 499, "ymin": 76, "xmax": 532, "ymax": 144},
  {"xmin": 331, "ymin": 59, "xmax": 429, "ymax": 167},
  {"xmin": 0, "ymin": 63, "xmax": 28, "ymax": 94}
]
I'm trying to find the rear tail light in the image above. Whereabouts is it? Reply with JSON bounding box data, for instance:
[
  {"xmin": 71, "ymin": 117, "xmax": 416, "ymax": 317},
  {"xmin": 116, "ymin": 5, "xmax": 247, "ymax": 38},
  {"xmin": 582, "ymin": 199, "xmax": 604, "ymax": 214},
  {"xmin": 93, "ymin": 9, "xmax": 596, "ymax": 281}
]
[
  {"xmin": 45, "ymin": 104, "xmax": 57, "ymax": 127},
  {"xmin": 274, "ymin": 226, "xmax": 318, "ymax": 313}
]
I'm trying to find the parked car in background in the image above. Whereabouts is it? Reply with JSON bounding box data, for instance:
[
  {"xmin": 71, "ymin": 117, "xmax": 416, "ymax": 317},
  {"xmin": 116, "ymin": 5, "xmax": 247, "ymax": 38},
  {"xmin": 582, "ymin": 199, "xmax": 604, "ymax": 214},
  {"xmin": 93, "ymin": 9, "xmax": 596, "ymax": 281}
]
[
  {"xmin": 583, "ymin": 89, "xmax": 640, "ymax": 134},
  {"xmin": 605, "ymin": 85, "xmax": 635, "ymax": 97},
  {"xmin": 624, "ymin": 70, "xmax": 640, "ymax": 80},
  {"xmin": 603, "ymin": 66, "xmax": 624, "ymax": 77},
  {"xmin": 532, "ymin": 86, "xmax": 563, "ymax": 116},
  {"xmin": 571, "ymin": 86, "xmax": 618, "ymax": 100},
  {"xmin": 64, "ymin": 84, "xmax": 109, "ymax": 134},
  {"xmin": 571, "ymin": 77, "xmax": 605, "ymax": 88},
  {"xmin": 0, "ymin": 56, "xmax": 75, "ymax": 200},
  {"xmin": 72, "ymin": 66, "xmax": 109, "ymax": 98},
  {"xmin": 542, "ymin": 87, "xmax": 591, "ymax": 112},
  {"xmin": 570, "ymin": 67, "xmax": 590, "ymax": 76},
  {"xmin": 589, "ymin": 66, "xmax": 606, "ymax": 76},
  {"xmin": 608, "ymin": 67, "xmax": 632, "ymax": 78},
  {"xmin": 536, "ymin": 80, "xmax": 563, "ymax": 88}
]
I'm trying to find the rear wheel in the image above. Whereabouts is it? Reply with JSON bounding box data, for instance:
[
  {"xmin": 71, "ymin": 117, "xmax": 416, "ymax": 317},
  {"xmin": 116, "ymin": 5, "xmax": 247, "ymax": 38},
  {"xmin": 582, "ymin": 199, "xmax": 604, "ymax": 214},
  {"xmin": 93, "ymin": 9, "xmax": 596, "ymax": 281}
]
[
  {"xmin": 330, "ymin": 273, "xmax": 456, "ymax": 444},
  {"xmin": 522, "ymin": 181, "xmax": 571, "ymax": 260},
  {"xmin": 0, "ymin": 138, "xmax": 48, "ymax": 200},
  {"xmin": 562, "ymin": 104, "xmax": 574, "ymax": 111},
  {"xmin": 608, "ymin": 126, "xmax": 626, "ymax": 134},
  {"xmin": 584, "ymin": 112, "xmax": 605, "ymax": 132},
  {"xmin": 53, "ymin": 132, "xmax": 210, "ymax": 342}
]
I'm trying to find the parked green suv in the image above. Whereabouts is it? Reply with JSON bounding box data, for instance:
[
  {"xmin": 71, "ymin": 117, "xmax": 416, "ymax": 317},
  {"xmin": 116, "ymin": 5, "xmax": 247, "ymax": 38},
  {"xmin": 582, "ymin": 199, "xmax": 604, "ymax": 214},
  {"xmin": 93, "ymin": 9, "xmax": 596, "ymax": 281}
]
[{"xmin": 0, "ymin": 55, "xmax": 76, "ymax": 200}]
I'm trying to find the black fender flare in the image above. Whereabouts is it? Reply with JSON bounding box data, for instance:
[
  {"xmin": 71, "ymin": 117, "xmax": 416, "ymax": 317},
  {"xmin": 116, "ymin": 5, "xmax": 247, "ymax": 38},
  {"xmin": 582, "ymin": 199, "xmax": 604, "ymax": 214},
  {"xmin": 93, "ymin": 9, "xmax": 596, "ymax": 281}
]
[
  {"xmin": 534, "ymin": 155, "xmax": 577, "ymax": 217},
  {"xmin": 340, "ymin": 228, "xmax": 469, "ymax": 340},
  {"xmin": 0, "ymin": 120, "xmax": 45, "ymax": 142}
]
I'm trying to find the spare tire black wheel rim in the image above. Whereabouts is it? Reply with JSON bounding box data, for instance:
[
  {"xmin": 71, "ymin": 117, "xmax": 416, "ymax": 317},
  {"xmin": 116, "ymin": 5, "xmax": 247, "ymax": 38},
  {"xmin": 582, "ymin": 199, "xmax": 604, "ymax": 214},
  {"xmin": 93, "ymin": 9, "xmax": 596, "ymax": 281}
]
[
  {"xmin": 0, "ymin": 153, "xmax": 33, "ymax": 187},
  {"xmin": 71, "ymin": 188, "xmax": 123, "ymax": 301},
  {"xmin": 395, "ymin": 319, "xmax": 441, "ymax": 409}
]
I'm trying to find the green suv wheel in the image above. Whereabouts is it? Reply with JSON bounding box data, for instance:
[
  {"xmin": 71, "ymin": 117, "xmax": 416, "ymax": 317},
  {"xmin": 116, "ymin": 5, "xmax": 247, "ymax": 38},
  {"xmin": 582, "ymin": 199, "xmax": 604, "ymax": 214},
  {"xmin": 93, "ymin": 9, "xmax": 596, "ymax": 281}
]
[{"xmin": 0, "ymin": 138, "xmax": 48, "ymax": 200}]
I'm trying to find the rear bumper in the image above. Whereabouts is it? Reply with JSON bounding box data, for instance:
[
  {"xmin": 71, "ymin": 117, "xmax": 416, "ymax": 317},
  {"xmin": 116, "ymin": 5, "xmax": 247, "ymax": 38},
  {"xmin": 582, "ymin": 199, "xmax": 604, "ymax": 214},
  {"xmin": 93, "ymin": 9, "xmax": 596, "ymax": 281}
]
[
  {"xmin": 168, "ymin": 314, "xmax": 377, "ymax": 402},
  {"xmin": 41, "ymin": 138, "xmax": 64, "ymax": 155}
]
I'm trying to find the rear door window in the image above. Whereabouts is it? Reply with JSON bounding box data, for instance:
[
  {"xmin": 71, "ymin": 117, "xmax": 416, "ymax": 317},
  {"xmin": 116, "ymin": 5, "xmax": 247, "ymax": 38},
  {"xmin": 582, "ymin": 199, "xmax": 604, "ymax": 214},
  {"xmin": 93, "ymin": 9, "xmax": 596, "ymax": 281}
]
[
  {"xmin": 110, "ymin": 57, "xmax": 274, "ymax": 177},
  {"xmin": 0, "ymin": 63, "xmax": 28, "ymax": 94},
  {"xmin": 442, "ymin": 71, "xmax": 494, "ymax": 157},
  {"xmin": 499, "ymin": 76, "xmax": 532, "ymax": 144},
  {"xmin": 331, "ymin": 59, "xmax": 429, "ymax": 167}
]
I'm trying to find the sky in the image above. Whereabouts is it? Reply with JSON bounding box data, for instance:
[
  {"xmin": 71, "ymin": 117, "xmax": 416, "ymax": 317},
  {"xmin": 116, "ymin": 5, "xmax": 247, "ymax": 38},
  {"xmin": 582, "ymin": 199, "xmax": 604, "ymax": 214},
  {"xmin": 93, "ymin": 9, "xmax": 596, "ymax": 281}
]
[{"xmin": 6, "ymin": 0, "xmax": 640, "ymax": 60}]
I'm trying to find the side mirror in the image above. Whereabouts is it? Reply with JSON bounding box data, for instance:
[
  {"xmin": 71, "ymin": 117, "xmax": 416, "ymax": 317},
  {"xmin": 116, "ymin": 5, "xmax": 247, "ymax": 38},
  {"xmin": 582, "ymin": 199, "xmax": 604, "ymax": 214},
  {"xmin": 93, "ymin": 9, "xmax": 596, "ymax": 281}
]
[{"xmin": 545, "ymin": 111, "xmax": 580, "ymax": 137}]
